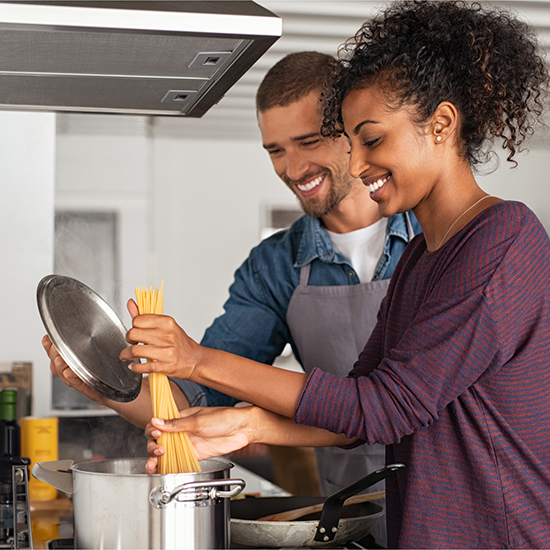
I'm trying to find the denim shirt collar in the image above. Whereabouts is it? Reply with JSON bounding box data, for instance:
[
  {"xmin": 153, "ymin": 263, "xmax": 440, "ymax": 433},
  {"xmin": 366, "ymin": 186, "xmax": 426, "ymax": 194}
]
[
  {"xmin": 294, "ymin": 217, "xmax": 334, "ymax": 267},
  {"xmin": 294, "ymin": 213, "xmax": 414, "ymax": 270}
]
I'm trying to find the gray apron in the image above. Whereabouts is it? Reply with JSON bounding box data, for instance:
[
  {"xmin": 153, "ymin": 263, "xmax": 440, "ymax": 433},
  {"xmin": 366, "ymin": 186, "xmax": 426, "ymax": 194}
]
[{"xmin": 286, "ymin": 263, "xmax": 390, "ymax": 545}]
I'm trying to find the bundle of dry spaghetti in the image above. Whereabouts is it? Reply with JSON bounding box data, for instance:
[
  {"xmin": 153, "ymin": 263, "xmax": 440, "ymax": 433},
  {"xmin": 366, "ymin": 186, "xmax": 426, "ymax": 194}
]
[{"xmin": 135, "ymin": 281, "xmax": 201, "ymax": 474}]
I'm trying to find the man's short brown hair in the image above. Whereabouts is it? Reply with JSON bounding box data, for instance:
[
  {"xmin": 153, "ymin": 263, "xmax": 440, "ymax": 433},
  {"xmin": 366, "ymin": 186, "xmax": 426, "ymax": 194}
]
[{"xmin": 256, "ymin": 51, "xmax": 335, "ymax": 112}]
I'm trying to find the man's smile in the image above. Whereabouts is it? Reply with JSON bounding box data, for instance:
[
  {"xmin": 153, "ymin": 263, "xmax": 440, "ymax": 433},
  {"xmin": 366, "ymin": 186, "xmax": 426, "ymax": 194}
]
[{"xmin": 296, "ymin": 174, "xmax": 325, "ymax": 195}]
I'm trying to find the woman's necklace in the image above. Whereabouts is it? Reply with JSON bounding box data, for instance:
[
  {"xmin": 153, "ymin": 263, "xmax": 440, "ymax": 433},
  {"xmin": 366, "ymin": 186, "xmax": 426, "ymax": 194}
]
[{"xmin": 436, "ymin": 195, "xmax": 493, "ymax": 250}]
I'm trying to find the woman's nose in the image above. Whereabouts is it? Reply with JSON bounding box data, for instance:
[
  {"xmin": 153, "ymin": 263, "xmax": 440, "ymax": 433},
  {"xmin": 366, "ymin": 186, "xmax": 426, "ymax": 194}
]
[{"xmin": 348, "ymin": 146, "xmax": 370, "ymax": 179}]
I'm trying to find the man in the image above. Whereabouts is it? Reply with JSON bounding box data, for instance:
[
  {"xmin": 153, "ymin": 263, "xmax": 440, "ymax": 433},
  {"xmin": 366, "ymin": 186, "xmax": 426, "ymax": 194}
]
[{"xmin": 45, "ymin": 51, "xmax": 420, "ymax": 546}]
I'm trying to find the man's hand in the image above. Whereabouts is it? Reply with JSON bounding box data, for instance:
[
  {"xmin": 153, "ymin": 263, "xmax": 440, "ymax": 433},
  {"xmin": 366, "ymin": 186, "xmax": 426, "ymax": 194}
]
[{"xmin": 42, "ymin": 334, "xmax": 108, "ymax": 405}]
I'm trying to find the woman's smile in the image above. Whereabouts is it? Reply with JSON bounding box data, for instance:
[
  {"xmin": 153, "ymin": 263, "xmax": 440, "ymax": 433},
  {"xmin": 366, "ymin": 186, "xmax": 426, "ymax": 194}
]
[{"xmin": 362, "ymin": 173, "xmax": 391, "ymax": 197}]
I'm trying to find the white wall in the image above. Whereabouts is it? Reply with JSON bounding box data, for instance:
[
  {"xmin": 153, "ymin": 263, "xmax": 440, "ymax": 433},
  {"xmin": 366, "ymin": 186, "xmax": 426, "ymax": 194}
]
[
  {"xmin": 478, "ymin": 146, "xmax": 550, "ymax": 229},
  {"xmin": 0, "ymin": 112, "xmax": 56, "ymax": 416}
]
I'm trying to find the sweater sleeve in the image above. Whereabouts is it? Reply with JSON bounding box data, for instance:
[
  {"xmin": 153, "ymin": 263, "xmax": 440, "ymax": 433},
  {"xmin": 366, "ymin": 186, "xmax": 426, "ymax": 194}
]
[{"xmin": 296, "ymin": 202, "xmax": 538, "ymax": 445}]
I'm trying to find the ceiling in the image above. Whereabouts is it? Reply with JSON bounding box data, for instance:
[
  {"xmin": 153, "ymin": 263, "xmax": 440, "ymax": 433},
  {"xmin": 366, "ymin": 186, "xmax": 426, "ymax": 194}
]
[{"xmin": 58, "ymin": 0, "xmax": 550, "ymax": 141}]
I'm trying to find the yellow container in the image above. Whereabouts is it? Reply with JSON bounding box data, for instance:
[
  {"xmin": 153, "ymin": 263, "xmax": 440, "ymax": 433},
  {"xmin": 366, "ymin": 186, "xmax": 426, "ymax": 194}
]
[{"xmin": 20, "ymin": 417, "xmax": 59, "ymax": 501}]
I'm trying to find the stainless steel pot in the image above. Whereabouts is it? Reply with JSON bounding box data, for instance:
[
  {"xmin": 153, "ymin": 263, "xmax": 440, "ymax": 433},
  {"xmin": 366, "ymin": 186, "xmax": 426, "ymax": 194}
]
[
  {"xmin": 33, "ymin": 457, "xmax": 244, "ymax": 550},
  {"xmin": 230, "ymin": 463, "xmax": 404, "ymax": 548}
]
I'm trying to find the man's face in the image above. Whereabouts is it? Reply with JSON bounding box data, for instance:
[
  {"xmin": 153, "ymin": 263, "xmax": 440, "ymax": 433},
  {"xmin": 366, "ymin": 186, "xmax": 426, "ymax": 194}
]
[{"xmin": 258, "ymin": 92, "xmax": 355, "ymax": 218}]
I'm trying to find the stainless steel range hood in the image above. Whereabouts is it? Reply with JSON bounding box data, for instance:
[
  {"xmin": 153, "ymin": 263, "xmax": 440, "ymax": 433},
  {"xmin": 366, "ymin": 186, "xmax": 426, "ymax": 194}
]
[{"xmin": 0, "ymin": 1, "xmax": 281, "ymax": 116}]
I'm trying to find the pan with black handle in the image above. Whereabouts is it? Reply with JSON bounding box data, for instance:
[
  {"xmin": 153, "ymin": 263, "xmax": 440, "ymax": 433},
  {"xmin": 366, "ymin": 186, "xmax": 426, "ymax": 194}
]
[{"xmin": 230, "ymin": 463, "xmax": 405, "ymax": 548}]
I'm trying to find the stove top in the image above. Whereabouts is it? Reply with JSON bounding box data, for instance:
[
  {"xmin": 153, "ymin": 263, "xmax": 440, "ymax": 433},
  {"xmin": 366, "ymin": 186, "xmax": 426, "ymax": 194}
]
[
  {"xmin": 47, "ymin": 534, "xmax": 384, "ymax": 550},
  {"xmin": 231, "ymin": 533, "xmax": 383, "ymax": 549},
  {"xmin": 47, "ymin": 540, "xmax": 73, "ymax": 550}
]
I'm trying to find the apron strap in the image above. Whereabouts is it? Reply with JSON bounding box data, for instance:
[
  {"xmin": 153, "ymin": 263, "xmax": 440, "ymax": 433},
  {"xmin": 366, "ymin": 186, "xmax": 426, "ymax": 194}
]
[{"xmin": 299, "ymin": 263, "xmax": 312, "ymax": 286}]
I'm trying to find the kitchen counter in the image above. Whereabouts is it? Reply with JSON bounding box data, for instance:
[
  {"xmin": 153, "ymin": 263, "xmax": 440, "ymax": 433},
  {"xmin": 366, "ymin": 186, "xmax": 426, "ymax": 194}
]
[{"xmin": 30, "ymin": 495, "xmax": 73, "ymax": 549}]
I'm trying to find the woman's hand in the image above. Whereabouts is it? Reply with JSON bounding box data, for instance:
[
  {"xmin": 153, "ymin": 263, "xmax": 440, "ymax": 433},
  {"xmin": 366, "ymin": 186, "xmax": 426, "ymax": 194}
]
[
  {"xmin": 145, "ymin": 406, "xmax": 256, "ymax": 474},
  {"xmin": 42, "ymin": 335, "xmax": 108, "ymax": 406},
  {"xmin": 143, "ymin": 404, "xmax": 354, "ymax": 474},
  {"xmin": 119, "ymin": 299, "xmax": 204, "ymax": 380},
  {"xmin": 121, "ymin": 299, "xmax": 307, "ymax": 417}
]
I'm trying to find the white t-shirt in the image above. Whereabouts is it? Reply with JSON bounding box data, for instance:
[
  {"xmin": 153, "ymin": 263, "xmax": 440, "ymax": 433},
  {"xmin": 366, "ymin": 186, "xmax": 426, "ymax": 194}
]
[{"xmin": 326, "ymin": 218, "xmax": 388, "ymax": 282}]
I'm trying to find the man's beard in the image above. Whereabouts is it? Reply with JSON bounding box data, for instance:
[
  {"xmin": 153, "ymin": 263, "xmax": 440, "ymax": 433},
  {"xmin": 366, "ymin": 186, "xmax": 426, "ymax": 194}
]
[{"xmin": 285, "ymin": 168, "xmax": 355, "ymax": 218}]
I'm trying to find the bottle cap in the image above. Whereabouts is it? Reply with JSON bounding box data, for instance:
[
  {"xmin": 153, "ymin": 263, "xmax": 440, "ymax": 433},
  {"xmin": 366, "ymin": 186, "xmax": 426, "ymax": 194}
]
[{"xmin": 0, "ymin": 389, "xmax": 17, "ymax": 405}]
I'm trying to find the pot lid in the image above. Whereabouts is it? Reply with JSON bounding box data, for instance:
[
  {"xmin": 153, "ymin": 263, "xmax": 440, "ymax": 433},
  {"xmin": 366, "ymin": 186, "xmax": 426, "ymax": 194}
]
[{"xmin": 37, "ymin": 274, "xmax": 141, "ymax": 402}]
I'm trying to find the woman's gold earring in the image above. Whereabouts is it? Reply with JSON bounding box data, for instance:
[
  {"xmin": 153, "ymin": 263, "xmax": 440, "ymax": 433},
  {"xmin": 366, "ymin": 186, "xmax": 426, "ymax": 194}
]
[{"xmin": 436, "ymin": 135, "xmax": 442, "ymax": 142}]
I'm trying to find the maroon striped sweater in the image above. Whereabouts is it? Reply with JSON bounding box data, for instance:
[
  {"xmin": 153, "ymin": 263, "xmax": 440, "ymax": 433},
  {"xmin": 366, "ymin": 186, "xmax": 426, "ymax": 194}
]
[{"xmin": 296, "ymin": 201, "xmax": 550, "ymax": 548}]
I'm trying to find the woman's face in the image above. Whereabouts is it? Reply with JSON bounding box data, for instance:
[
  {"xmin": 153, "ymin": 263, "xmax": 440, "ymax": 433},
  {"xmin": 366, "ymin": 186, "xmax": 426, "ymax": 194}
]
[{"xmin": 341, "ymin": 84, "xmax": 442, "ymax": 218}]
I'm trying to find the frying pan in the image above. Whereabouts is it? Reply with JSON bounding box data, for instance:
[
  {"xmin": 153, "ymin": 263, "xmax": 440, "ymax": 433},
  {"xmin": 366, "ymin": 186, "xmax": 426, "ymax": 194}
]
[{"xmin": 230, "ymin": 463, "xmax": 404, "ymax": 548}]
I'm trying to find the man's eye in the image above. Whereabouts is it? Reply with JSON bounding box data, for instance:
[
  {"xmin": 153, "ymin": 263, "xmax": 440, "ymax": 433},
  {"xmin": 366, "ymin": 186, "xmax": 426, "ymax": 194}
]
[
  {"xmin": 303, "ymin": 139, "xmax": 320, "ymax": 147},
  {"xmin": 268, "ymin": 149, "xmax": 282, "ymax": 156}
]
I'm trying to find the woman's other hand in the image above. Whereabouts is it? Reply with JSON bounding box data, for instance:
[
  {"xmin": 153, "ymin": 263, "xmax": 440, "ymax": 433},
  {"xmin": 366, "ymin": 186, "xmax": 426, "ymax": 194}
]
[{"xmin": 144, "ymin": 406, "xmax": 256, "ymax": 473}]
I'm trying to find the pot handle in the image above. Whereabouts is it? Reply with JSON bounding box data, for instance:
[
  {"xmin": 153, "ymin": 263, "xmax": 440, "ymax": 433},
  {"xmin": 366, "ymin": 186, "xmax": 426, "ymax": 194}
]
[
  {"xmin": 314, "ymin": 463, "xmax": 405, "ymax": 543},
  {"xmin": 150, "ymin": 478, "xmax": 245, "ymax": 509},
  {"xmin": 32, "ymin": 459, "xmax": 75, "ymax": 495}
]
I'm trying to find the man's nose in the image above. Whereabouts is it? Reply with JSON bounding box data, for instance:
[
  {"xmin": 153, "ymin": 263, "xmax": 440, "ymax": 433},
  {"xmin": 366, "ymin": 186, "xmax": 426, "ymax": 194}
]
[{"xmin": 285, "ymin": 151, "xmax": 310, "ymax": 181}]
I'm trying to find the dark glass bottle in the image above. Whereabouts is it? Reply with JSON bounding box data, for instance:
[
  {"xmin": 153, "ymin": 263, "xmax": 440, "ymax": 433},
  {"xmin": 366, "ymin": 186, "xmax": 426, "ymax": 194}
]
[
  {"xmin": 0, "ymin": 389, "xmax": 20, "ymax": 458},
  {"xmin": 0, "ymin": 388, "xmax": 26, "ymax": 546}
]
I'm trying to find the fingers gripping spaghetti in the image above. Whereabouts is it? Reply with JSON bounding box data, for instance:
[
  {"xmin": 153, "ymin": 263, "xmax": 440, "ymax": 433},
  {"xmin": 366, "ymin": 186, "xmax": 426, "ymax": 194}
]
[{"xmin": 134, "ymin": 281, "xmax": 201, "ymax": 474}]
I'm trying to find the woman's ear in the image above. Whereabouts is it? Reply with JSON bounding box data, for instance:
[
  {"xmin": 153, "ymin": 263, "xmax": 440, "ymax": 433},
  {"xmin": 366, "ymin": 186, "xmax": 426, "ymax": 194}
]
[{"xmin": 432, "ymin": 101, "xmax": 459, "ymax": 144}]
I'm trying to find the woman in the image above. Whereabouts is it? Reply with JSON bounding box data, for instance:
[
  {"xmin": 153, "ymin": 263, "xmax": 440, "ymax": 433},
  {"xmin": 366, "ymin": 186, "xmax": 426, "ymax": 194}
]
[{"xmin": 127, "ymin": 1, "xmax": 550, "ymax": 547}]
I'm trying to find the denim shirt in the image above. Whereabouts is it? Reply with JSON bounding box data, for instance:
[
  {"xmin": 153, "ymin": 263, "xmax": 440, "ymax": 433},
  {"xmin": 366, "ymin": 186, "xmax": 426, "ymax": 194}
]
[{"xmin": 173, "ymin": 212, "xmax": 421, "ymax": 407}]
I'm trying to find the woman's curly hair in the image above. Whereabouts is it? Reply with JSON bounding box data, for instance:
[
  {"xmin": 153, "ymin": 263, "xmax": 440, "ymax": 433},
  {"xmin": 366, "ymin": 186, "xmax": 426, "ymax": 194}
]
[{"xmin": 322, "ymin": 0, "xmax": 549, "ymax": 166}]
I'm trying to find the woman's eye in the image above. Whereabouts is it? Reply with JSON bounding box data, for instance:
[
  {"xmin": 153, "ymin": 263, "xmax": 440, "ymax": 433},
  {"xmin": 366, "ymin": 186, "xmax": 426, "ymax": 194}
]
[{"xmin": 363, "ymin": 137, "xmax": 381, "ymax": 148}]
